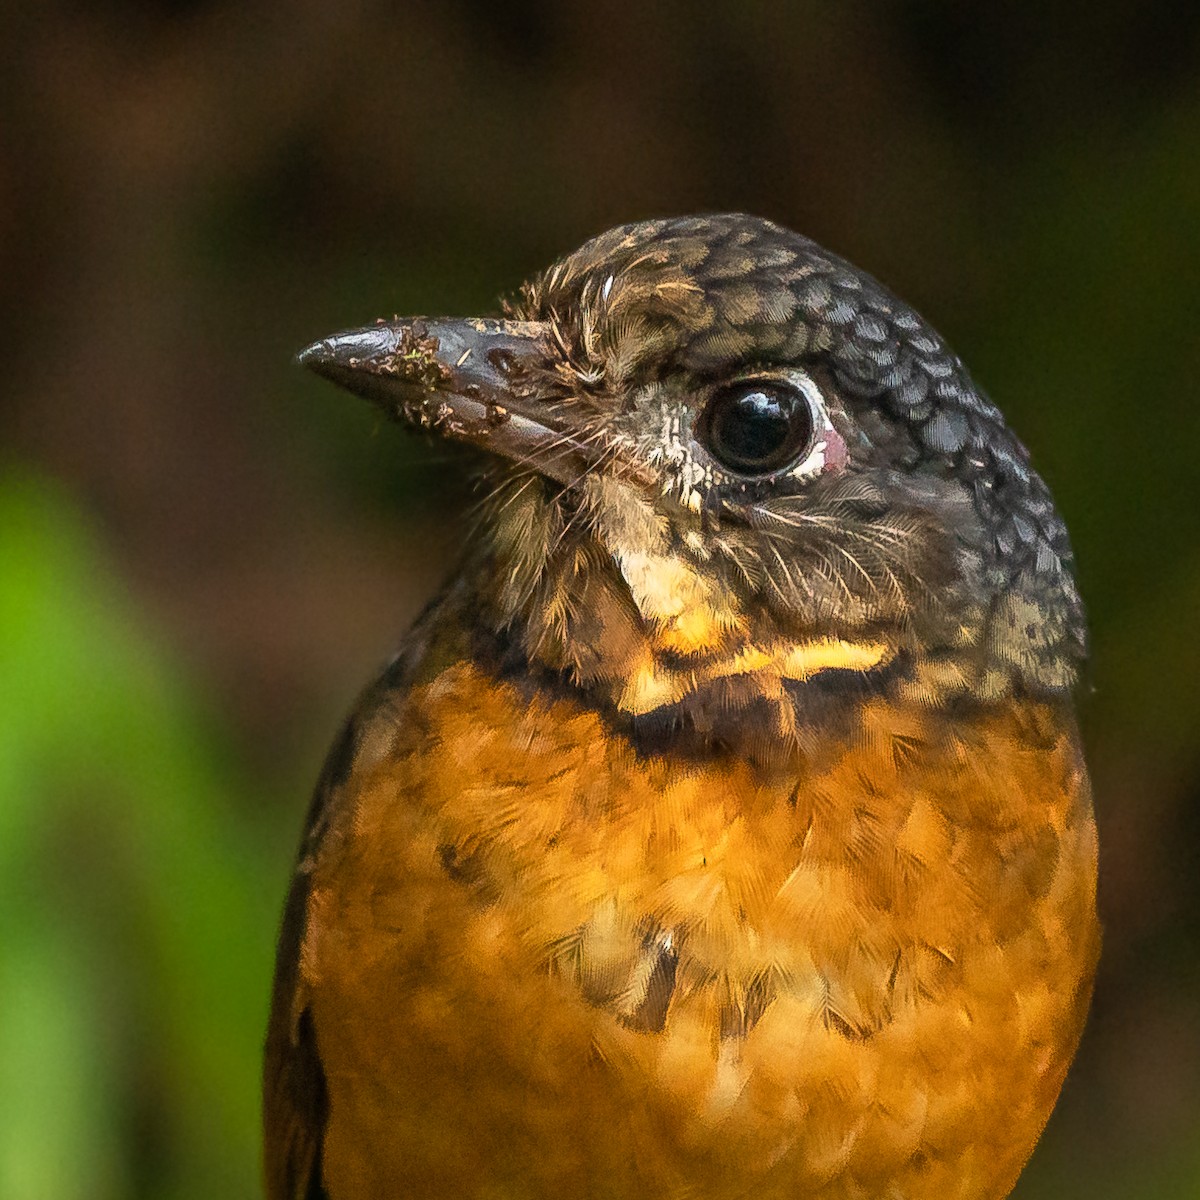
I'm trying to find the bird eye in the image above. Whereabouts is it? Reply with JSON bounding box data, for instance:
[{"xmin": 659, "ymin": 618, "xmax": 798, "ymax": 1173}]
[{"xmin": 697, "ymin": 379, "xmax": 816, "ymax": 477}]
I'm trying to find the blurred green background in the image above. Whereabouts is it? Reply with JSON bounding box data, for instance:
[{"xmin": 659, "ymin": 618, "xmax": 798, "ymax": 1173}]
[{"xmin": 2, "ymin": 2, "xmax": 1198, "ymax": 1197}]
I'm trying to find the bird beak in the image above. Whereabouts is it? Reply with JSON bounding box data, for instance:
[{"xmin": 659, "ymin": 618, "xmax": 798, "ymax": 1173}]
[{"xmin": 297, "ymin": 317, "xmax": 592, "ymax": 485}]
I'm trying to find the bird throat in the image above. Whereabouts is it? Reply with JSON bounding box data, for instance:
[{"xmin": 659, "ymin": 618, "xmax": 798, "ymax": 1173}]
[
  {"xmin": 471, "ymin": 473, "xmax": 896, "ymax": 761},
  {"xmin": 607, "ymin": 541, "xmax": 892, "ymax": 716}
]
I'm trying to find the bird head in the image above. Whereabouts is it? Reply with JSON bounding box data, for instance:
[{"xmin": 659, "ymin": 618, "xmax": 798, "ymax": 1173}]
[{"xmin": 300, "ymin": 215, "xmax": 1084, "ymax": 759}]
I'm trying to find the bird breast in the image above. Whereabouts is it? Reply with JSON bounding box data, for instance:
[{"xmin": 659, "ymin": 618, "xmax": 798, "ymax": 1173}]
[{"xmin": 301, "ymin": 658, "xmax": 1098, "ymax": 1200}]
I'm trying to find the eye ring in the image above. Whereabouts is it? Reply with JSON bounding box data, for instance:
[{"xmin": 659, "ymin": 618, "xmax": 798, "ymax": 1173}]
[{"xmin": 696, "ymin": 376, "xmax": 819, "ymax": 477}]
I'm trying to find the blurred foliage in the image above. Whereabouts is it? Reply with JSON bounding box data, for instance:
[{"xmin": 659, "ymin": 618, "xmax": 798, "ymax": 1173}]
[
  {"xmin": 0, "ymin": 472, "xmax": 278, "ymax": 1199},
  {"xmin": 2, "ymin": 1, "xmax": 1199, "ymax": 1197}
]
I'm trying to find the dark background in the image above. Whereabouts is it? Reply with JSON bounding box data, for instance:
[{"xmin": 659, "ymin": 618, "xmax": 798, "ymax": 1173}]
[{"xmin": 2, "ymin": 3, "xmax": 1198, "ymax": 1197}]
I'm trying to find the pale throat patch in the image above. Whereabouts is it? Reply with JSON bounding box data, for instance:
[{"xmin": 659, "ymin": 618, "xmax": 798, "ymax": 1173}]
[{"xmin": 582, "ymin": 476, "xmax": 891, "ymax": 715}]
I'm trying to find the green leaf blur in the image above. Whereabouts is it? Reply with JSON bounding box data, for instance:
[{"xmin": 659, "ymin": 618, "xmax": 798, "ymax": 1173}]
[{"xmin": 0, "ymin": 473, "xmax": 276, "ymax": 1200}]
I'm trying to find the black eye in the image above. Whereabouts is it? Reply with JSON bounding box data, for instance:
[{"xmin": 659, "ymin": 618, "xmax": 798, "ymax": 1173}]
[{"xmin": 697, "ymin": 380, "xmax": 816, "ymax": 476}]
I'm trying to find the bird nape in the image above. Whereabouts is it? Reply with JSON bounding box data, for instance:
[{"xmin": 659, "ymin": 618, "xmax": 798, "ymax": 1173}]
[{"xmin": 267, "ymin": 214, "xmax": 1098, "ymax": 1200}]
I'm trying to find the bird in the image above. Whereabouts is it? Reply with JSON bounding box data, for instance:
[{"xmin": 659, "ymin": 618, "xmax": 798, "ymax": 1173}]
[{"xmin": 265, "ymin": 214, "xmax": 1099, "ymax": 1200}]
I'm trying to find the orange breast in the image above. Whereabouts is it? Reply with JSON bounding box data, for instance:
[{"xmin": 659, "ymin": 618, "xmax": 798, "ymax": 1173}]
[{"xmin": 301, "ymin": 661, "xmax": 1099, "ymax": 1200}]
